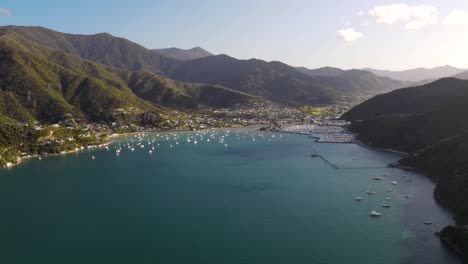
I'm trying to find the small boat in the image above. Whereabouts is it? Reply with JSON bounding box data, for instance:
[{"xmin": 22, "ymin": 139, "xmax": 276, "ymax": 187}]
[
  {"xmin": 366, "ymin": 190, "xmax": 375, "ymax": 195},
  {"xmin": 382, "ymin": 203, "xmax": 391, "ymax": 208},
  {"xmin": 404, "ymin": 194, "xmax": 410, "ymax": 199},
  {"xmin": 369, "ymin": 211, "xmax": 382, "ymax": 217},
  {"xmin": 310, "ymin": 154, "xmax": 318, "ymax": 158},
  {"xmin": 91, "ymin": 156, "xmax": 95, "ymax": 160},
  {"xmin": 424, "ymin": 221, "xmax": 432, "ymax": 225},
  {"xmin": 373, "ymin": 177, "xmax": 382, "ymax": 180},
  {"xmin": 355, "ymin": 197, "xmax": 363, "ymax": 201},
  {"xmin": 385, "ymin": 197, "xmax": 391, "ymax": 201},
  {"xmin": 386, "ymin": 188, "xmax": 393, "ymax": 192},
  {"xmin": 391, "ymin": 181, "xmax": 398, "ymax": 185}
]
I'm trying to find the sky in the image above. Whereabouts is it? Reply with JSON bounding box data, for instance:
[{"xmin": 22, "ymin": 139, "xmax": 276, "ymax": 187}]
[{"xmin": 0, "ymin": 0, "xmax": 468, "ymax": 70}]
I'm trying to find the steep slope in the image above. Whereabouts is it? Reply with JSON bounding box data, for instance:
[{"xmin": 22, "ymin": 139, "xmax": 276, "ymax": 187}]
[
  {"xmin": 153, "ymin": 47, "xmax": 212, "ymax": 60},
  {"xmin": 364, "ymin": 65, "xmax": 466, "ymax": 82},
  {"xmin": 1, "ymin": 26, "xmax": 409, "ymax": 105},
  {"xmin": 0, "ymin": 25, "xmax": 177, "ymax": 74},
  {"xmin": 0, "ymin": 32, "xmax": 165, "ymax": 123},
  {"xmin": 126, "ymin": 71, "xmax": 255, "ymax": 108},
  {"xmin": 343, "ymin": 78, "xmax": 468, "ymax": 151},
  {"xmin": 165, "ymin": 55, "xmax": 407, "ymax": 104},
  {"xmin": 342, "ymin": 78, "xmax": 468, "ymax": 260},
  {"xmin": 164, "ymin": 55, "xmax": 339, "ymax": 104},
  {"xmin": 0, "ymin": 32, "xmax": 254, "ymax": 124}
]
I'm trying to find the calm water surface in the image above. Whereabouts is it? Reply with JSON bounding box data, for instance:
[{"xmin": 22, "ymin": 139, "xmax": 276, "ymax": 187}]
[{"xmin": 0, "ymin": 129, "xmax": 460, "ymax": 263}]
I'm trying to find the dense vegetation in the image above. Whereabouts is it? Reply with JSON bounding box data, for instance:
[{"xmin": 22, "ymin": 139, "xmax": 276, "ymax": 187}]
[
  {"xmin": 342, "ymin": 78, "xmax": 468, "ymax": 262},
  {"xmin": 164, "ymin": 55, "xmax": 407, "ymax": 105},
  {"xmin": 1, "ymin": 26, "xmax": 408, "ymax": 107},
  {"xmin": 0, "ymin": 26, "xmax": 177, "ymax": 73},
  {"xmin": 0, "ymin": 31, "xmax": 255, "ymax": 124},
  {"xmin": 0, "ymin": 123, "xmax": 104, "ymax": 166}
]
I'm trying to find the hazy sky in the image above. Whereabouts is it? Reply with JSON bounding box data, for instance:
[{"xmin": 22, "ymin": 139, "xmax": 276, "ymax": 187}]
[{"xmin": 1, "ymin": 0, "xmax": 467, "ymax": 70}]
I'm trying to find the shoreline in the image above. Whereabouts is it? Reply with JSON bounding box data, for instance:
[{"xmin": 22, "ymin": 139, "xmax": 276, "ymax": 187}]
[
  {"xmin": 3, "ymin": 141, "xmax": 113, "ymax": 170},
  {"xmin": 343, "ymin": 134, "xmax": 462, "ymax": 261},
  {"xmin": 276, "ymin": 130, "xmax": 410, "ymax": 156},
  {"xmin": 2, "ymin": 125, "xmax": 264, "ymax": 170}
]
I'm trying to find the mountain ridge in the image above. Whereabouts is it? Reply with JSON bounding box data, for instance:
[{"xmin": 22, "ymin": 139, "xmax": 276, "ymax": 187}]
[
  {"xmin": 0, "ymin": 25, "xmax": 409, "ymax": 107},
  {"xmin": 363, "ymin": 65, "xmax": 466, "ymax": 82},
  {"xmin": 0, "ymin": 31, "xmax": 255, "ymax": 124},
  {"xmin": 153, "ymin": 47, "xmax": 213, "ymax": 60}
]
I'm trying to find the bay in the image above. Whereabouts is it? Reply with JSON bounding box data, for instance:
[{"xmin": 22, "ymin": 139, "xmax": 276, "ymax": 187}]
[{"xmin": 0, "ymin": 129, "xmax": 459, "ymax": 263}]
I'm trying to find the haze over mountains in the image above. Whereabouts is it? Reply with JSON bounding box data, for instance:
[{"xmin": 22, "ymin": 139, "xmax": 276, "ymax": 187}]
[
  {"xmin": 153, "ymin": 47, "xmax": 213, "ymax": 60},
  {"xmin": 364, "ymin": 65, "xmax": 467, "ymax": 82},
  {"xmin": 453, "ymin": 70, "xmax": 468, "ymax": 80}
]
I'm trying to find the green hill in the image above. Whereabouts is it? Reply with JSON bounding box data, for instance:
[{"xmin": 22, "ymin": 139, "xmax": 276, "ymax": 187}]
[
  {"xmin": 0, "ymin": 25, "xmax": 177, "ymax": 74},
  {"xmin": 164, "ymin": 55, "xmax": 335, "ymax": 104},
  {"xmin": 1, "ymin": 26, "xmax": 407, "ymax": 106},
  {"xmin": 0, "ymin": 31, "xmax": 163, "ymax": 123},
  {"xmin": 165, "ymin": 55, "xmax": 407, "ymax": 104},
  {"xmin": 0, "ymin": 32, "xmax": 254, "ymax": 125},
  {"xmin": 342, "ymin": 78, "xmax": 468, "ymax": 261}
]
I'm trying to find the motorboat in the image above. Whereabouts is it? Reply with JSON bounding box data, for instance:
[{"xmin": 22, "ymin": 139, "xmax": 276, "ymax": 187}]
[{"xmin": 369, "ymin": 211, "xmax": 382, "ymax": 217}]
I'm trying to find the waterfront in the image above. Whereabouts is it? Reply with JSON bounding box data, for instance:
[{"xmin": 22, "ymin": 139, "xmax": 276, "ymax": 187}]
[{"xmin": 0, "ymin": 129, "xmax": 459, "ymax": 264}]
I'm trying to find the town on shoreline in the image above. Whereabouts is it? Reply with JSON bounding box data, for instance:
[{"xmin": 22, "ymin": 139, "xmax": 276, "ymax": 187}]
[{"xmin": 0, "ymin": 101, "xmax": 356, "ymax": 168}]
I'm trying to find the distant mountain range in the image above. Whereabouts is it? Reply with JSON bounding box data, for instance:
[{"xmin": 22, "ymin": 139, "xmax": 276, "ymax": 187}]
[
  {"xmin": 363, "ymin": 65, "xmax": 466, "ymax": 82},
  {"xmin": 153, "ymin": 47, "xmax": 213, "ymax": 60},
  {"xmin": 342, "ymin": 78, "xmax": 468, "ymax": 259},
  {"xmin": 163, "ymin": 56, "xmax": 407, "ymax": 105},
  {"xmin": 0, "ymin": 27, "xmax": 254, "ymax": 123},
  {"xmin": 0, "ymin": 26, "xmax": 179, "ymax": 74},
  {"xmin": 0, "ymin": 25, "xmax": 413, "ymax": 125},
  {"xmin": 296, "ymin": 67, "xmax": 412, "ymax": 94}
]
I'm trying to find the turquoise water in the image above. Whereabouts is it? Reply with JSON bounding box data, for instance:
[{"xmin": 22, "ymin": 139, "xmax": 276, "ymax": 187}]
[{"xmin": 0, "ymin": 129, "xmax": 459, "ymax": 264}]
